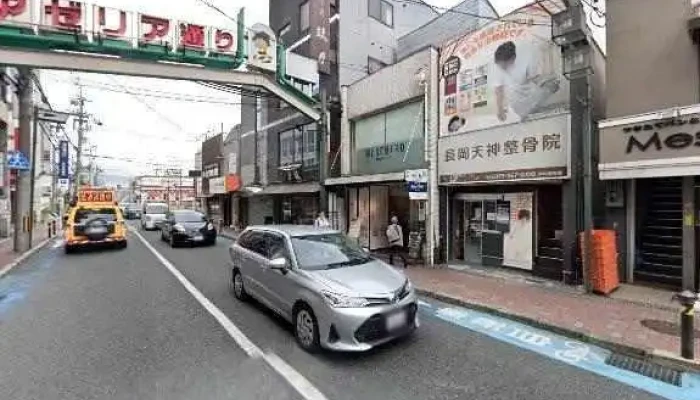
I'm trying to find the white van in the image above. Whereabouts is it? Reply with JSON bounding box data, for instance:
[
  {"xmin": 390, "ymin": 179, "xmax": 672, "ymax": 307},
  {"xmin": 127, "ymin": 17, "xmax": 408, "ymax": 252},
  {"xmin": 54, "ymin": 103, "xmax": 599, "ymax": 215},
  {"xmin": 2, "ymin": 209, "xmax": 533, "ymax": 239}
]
[{"xmin": 141, "ymin": 202, "xmax": 169, "ymax": 230}]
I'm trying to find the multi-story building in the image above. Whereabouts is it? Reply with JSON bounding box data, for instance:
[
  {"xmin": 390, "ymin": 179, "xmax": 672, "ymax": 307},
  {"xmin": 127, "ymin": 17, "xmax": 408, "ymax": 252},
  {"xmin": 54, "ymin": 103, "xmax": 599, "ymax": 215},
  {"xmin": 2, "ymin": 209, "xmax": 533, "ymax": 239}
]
[
  {"xmin": 327, "ymin": 0, "xmax": 493, "ymax": 263},
  {"xmin": 437, "ymin": 1, "xmax": 605, "ymax": 282},
  {"xmin": 598, "ymin": 0, "xmax": 700, "ymax": 291},
  {"xmin": 236, "ymin": 0, "xmax": 438, "ymax": 228}
]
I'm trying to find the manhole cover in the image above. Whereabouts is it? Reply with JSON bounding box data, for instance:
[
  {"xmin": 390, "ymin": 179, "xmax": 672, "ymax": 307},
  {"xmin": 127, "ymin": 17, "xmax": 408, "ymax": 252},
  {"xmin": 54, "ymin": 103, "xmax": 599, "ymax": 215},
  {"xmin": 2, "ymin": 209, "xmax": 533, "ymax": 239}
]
[{"xmin": 641, "ymin": 319, "xmax": 700, "ymax": 337}]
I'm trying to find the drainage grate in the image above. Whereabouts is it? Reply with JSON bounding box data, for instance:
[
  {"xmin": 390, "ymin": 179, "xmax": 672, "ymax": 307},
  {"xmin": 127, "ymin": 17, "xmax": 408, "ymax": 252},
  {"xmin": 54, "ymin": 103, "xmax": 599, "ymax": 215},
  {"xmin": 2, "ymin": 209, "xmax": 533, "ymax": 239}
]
[{"xmin": 605, "ymin": 353, "xmax": 683, "ymax": 387}]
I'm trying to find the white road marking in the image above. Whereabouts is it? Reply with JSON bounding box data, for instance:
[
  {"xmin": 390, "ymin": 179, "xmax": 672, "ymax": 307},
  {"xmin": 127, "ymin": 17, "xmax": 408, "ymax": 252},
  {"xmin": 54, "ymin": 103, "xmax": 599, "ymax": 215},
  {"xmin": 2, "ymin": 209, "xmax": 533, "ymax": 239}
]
[
  {"xmin": 130, "ymin": 228, "xmax": 329, "ymax": 400},
  {"xmin": 52, "ymin": 240, "xmax": 64, "ymax": 249},
  {"xmin": 263, "ymin": 353, "xmax": 329, "ymax": 400}
]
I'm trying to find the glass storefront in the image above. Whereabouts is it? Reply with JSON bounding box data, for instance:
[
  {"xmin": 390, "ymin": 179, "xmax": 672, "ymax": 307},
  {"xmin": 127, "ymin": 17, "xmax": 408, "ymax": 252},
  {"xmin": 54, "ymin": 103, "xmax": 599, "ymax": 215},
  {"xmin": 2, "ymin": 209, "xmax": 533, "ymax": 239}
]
[
  {"xmin": 279, "ymin": 195, "xmax": 318, "ymax": 225},
  {"xmin": 346, "ymin": 184, "xmax": 410, "ymax": 250},
  {"xmin": 452, "ymin": 192, "xmax": 534, "ymax": 270},
  {"xmin": 351, "ymin": 101, "xmax": 425, "ymax": 176}
]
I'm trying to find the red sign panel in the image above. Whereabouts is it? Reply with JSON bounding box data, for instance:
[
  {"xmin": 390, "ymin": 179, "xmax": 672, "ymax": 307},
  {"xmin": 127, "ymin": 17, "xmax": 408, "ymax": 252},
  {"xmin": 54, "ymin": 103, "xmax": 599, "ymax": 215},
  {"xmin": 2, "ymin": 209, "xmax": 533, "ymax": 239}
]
[{"xmin": 78, "ymin": 189, "xmax": 114, "ymax": 203}]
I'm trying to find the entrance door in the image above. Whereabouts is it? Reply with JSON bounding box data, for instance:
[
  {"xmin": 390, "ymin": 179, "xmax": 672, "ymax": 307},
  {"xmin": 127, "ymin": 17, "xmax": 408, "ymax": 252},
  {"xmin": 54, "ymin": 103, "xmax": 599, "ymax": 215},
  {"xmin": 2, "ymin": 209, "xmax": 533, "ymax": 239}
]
[{"xmin": 463, "ymin": 201, "xmax": 484, "ymax": 265}]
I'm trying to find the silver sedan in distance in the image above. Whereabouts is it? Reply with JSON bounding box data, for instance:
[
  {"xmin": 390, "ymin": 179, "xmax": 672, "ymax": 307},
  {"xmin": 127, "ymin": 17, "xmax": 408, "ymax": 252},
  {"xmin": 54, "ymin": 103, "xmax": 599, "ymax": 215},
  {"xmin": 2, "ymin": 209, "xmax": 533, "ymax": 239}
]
[{"xmin": 229, "ymin": 225, "xmax": 418, "ymax": 352}]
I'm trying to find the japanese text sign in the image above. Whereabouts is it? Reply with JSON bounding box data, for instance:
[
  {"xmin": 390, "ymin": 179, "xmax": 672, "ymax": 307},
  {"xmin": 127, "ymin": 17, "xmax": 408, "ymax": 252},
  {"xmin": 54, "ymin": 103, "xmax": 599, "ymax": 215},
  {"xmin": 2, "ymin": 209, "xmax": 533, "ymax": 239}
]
[
  {"xmin": 78, "ymin": 189, "xmax": 114, "ymax": 203},
  {"xmin": 0, "ymin": 0, "xmax": 240, "ymax": 57},
  {"xmin": 439, "ymin": 114, "xmax": 570, "ymax": 184}
]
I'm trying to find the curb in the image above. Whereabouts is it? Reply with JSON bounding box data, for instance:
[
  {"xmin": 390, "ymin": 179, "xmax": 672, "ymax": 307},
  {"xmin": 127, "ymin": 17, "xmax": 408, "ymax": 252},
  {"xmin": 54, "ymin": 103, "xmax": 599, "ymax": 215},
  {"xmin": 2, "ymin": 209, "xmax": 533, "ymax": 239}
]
[
  {"xmin": 0, "ymin": 237, "xmax": 54, "ymax": 279},
  {"xmin": 218, "ymin": 232, "xmax": 237, "ymax": 241},
  {"xmin": 417, "ymin": 288, "xmax": 700, "ymax": 373}
]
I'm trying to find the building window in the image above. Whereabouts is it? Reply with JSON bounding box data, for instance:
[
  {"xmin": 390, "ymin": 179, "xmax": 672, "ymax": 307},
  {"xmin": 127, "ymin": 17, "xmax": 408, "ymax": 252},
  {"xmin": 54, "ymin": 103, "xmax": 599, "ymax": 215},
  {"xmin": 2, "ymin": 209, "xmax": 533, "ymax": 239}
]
[
  {"xmin": 369, "ymin": 0, "xmax": 393, "ymax": 27},
  {"xmin": 300, "ymin": 1, "xmax": 310, "ymax": 33},
  {"xmin": 367, "ymin": 56, "xmax": 386, "ymax": 74},
  {"xmin": 278, "ymin": 125, "xmax": 318, "ymax": 168}
]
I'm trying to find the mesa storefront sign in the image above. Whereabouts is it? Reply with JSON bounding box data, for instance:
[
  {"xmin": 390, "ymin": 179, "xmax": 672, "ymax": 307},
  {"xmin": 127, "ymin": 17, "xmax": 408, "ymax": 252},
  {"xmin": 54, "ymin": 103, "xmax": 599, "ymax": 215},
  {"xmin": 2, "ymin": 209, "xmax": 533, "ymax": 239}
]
[
  {"xmin": 0, "ymin": 0, "xmax": 247, "ymax": 69},
  {"xmin": 599, "ymin": 112, "xmax": 700, "ymax": 179}
]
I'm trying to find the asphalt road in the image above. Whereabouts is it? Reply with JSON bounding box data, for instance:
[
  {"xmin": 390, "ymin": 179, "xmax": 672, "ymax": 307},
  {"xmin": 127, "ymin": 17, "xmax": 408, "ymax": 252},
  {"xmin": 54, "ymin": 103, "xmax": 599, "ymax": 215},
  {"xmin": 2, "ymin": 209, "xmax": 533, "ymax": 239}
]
[{"xmin": 0, "ymin": 226, "xmax": 665, "ymax": 400}]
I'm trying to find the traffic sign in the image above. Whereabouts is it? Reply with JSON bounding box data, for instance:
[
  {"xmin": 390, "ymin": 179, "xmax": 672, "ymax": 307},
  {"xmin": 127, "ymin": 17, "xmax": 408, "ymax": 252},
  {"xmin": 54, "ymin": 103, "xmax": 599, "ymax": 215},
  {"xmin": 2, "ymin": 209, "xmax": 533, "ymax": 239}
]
[{"xmin": 7, "ymin": 151, "xmax": 30, "ymax": 170}]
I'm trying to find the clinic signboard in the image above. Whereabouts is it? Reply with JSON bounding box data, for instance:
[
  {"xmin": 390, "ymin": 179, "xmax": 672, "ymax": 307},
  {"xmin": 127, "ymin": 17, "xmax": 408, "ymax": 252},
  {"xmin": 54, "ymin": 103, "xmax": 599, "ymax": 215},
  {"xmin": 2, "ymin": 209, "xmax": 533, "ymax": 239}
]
[
  {"xmin": 439, "ymin": 3, "xmax": 569, "ymax": 137},
  {"xmin": 439, "ymin": 114, "xmax": 570, "ymax": 184},
  {"xmin": 0, "ymin": 0, "xmax": 247, "ymax": 70}
]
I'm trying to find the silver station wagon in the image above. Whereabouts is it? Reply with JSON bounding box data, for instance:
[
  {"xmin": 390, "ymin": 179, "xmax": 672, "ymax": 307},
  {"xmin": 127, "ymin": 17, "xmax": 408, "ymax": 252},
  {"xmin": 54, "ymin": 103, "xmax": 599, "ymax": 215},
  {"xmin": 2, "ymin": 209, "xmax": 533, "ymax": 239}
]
[{"xmin": 229, "ymin": 225, "xmax": 419, "ymax": 352}]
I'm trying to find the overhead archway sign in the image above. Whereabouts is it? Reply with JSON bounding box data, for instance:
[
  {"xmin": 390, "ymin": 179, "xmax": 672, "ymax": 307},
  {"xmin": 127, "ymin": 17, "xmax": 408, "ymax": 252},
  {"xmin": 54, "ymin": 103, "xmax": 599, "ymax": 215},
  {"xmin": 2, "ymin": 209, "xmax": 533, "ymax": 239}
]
[{"xmin": 0, "ymin": 0, "xmax": 321, "ymax": 120}]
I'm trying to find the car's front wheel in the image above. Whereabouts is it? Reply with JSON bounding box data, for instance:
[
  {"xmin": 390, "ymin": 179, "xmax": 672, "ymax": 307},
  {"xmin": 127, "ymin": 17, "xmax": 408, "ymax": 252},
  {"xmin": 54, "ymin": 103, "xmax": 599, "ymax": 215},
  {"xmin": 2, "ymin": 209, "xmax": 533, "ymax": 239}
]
[
  {"xmin": 294, "ymin": 305, "xmax": 320, "ymax": 353},
  {"xmin": 231, "ymin": 269, "xmax": 248, "ymax": 301}
]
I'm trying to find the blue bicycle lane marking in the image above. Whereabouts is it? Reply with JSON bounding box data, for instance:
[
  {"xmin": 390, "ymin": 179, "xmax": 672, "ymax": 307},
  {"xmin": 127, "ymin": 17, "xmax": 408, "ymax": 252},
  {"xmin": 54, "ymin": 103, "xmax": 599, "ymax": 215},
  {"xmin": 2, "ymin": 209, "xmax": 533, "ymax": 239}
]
[{"xmin": 416, "ymin": 300, "xmax": 700, "ymax": 400}]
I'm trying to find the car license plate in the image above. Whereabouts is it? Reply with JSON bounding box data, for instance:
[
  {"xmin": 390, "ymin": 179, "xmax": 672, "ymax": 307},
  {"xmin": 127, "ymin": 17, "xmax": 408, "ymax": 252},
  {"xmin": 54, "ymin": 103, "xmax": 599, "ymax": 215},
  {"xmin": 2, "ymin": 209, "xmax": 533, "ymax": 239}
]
[
  {"xmin": 386, "ymin": 310, "xmax": 406, "ymax": 331},
  {"xmin": 193, "ymin": 235, "xmax": 203, "ymax": 241},
  {"xmin": 87, "ymin": 227, "xmax": 107, "ymax": 234}
]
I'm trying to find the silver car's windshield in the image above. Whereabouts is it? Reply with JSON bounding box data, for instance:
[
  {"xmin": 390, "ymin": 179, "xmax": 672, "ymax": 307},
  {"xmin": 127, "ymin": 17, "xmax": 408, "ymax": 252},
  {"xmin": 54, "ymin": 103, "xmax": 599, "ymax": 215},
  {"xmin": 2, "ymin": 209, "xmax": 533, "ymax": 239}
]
[{"xmin": 291, "ymin": 233, "xmax": 371, "ymax": 271}]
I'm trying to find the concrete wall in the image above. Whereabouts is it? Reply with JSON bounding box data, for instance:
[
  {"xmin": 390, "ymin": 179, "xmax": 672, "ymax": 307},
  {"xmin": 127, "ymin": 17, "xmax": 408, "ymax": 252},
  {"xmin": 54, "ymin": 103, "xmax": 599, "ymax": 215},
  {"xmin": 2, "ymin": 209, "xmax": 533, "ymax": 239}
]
[
  {"xmin": 346, "ymin": 49, "xmax": 431, "ymax": 119},
  {"xmin": 338, "ymin": 0, "xmax": 436, "ymax": 87},
  {"xmin": 606, "ymin": 0, "xmax": 699, "ymax": 118}
]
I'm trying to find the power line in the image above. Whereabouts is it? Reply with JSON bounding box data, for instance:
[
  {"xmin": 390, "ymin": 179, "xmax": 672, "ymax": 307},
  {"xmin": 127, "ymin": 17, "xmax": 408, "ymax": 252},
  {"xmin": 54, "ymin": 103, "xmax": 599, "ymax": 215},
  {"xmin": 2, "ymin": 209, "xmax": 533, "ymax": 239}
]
[
  {"xmin": 394, "ymin": 0, "xmax": 553, "ymax": 26},
  {"xmin": 106, "ymin": 75, "xmax": 190, "ymax": 134}
]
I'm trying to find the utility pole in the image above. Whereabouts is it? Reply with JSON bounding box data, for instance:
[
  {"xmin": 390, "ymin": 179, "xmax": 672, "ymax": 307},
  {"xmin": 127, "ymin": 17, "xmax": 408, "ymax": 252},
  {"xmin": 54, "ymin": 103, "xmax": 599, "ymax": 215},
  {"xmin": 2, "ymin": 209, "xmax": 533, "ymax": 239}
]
[
  {"xmin": 318, "ymin": 89, "xmax": 328, "ymax": 214},
  {"xmin": 14, "ymin": 67, "xmax": 33, "ymax": 253},
  {"xmin": 28, "ymin": 105, "xmax": 38, "ymax": 246},
  {"xmin": 72, "ymin": 82, "xmax": 85, "ymax": 197}
]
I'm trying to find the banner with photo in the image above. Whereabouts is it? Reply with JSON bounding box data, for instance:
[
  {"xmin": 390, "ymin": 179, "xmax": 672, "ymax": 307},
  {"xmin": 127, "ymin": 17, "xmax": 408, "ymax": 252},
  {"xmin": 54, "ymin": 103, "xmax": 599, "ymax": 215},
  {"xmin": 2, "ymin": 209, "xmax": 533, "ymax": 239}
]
[{"xmin": 439, "ymin": 3, "xmax": 569, "ymax": 136}]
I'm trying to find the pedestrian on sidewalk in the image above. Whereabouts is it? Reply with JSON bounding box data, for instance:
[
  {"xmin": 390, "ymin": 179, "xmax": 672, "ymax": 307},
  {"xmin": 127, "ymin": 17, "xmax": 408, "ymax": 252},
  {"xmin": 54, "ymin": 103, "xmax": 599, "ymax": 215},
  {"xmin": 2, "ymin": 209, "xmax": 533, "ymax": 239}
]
[
  {"xmin": 386, "ymin": 216, "xmax": 407, "ymax": 268},
  {"xmin": 314, "ymin": 212, "xmax": 331, "ymax": 229}
]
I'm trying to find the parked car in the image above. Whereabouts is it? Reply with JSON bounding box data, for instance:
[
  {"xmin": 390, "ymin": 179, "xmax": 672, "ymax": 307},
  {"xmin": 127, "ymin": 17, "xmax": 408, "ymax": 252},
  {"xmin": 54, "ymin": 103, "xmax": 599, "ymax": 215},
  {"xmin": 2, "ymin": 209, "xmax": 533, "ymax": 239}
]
[
  {"xmin": 141, "ymin": 202, "xmax": 168, "ymax": 230},
  {"xmin": 229, "ymin": 225, "xmax": 418, "ymax": 353},
  {"xmin": 160, "ymin": 210, "xmax": 216, "ymax": 247}
]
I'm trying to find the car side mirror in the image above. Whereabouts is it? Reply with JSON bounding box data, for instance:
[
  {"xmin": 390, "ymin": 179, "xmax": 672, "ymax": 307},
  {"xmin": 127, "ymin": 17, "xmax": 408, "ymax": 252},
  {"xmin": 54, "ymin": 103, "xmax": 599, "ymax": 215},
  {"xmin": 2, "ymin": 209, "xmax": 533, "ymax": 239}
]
[{"xmin": 269, "ymin": 257, "xmax": 289, "ymax": 273}]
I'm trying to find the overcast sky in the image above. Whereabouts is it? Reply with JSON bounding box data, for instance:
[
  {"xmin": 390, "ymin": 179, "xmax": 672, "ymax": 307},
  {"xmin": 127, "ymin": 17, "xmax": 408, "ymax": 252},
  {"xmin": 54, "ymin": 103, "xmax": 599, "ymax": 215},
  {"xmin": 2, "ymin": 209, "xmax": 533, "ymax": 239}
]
[{"xmin": 40, "ymin": 0, "xmax": 604, "ymax": 179}]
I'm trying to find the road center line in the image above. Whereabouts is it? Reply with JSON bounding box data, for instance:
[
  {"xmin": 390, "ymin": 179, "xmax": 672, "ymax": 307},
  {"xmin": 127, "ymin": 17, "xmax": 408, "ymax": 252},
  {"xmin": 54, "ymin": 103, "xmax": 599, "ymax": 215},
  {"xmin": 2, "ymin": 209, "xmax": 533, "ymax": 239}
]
[{"xmin": 130, "ymin": 228, "xmax": 329, "ymax": 400}]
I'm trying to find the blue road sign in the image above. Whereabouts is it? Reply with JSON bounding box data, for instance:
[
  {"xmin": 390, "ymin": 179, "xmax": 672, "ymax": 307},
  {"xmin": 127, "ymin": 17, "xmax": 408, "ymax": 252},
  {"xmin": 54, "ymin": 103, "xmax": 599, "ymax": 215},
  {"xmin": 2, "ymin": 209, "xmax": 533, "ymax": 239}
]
[
  {"xmin": 7, "ymin": 150, "xmax": 30, "ymax": 171},
  {"xmin": 59, "ymin": 140, "xmax": 69, "ymax": 179}
]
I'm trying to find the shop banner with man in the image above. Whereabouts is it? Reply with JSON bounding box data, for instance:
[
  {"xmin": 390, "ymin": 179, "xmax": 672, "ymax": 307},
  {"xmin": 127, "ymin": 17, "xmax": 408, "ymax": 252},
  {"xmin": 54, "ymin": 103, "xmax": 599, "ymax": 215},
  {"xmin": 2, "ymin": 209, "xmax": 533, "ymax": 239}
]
[{"xmin": 439, "ymin": 3, "xmax": 569, "ymax": 136}]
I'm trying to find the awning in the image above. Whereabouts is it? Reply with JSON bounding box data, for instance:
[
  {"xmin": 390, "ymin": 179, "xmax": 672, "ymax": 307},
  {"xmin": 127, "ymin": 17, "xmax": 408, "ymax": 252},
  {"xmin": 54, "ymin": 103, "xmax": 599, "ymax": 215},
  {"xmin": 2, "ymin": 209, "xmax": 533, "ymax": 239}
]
[
  {"xmin": 244, "ymin": 182, "xmax": 321, "ymax": 196},
  {"xmin": 325, "ymin": 172, "xmax": 404, "ymax": 186}
]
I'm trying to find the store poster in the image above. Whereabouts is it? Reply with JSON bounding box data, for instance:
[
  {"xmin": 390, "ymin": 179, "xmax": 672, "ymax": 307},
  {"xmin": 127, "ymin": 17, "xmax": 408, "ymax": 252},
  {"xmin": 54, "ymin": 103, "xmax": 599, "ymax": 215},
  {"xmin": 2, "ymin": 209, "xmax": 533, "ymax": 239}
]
[
  {"xmin": 439, "ymin": 4, "xmax": 568, "ymax": 136},
  {"xmin": 502, "ymin": 192, "xmax": 533, "ymax": 270}
]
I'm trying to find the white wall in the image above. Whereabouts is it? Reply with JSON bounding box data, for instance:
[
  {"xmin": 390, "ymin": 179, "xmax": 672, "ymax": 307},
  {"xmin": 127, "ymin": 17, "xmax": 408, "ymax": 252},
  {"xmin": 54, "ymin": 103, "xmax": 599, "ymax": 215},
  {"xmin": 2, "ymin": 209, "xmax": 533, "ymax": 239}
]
[{"xmin": 338, "ymin": 0, "xmax": 436, "ymax": 87}]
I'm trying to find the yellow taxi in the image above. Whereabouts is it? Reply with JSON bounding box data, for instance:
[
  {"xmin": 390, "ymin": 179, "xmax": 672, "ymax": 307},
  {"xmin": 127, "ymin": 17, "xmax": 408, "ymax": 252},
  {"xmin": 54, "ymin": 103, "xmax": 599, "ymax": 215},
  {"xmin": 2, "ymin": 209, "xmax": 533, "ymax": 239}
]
[{"xmin": 64, "ymin": 187, "xmax": 128, "ymax": 254}]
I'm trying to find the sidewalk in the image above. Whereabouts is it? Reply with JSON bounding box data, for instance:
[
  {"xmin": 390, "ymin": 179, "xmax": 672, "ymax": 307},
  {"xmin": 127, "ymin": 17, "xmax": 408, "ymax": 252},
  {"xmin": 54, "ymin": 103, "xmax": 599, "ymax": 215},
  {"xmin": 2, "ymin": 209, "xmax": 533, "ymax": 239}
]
[
  {"xmin": 406, "ymin": 266, "xmax": 700, "ymax": 367},
  {"xmin": 218, "ymin": 227, "xmax": 239, "ymax": 241},
  {"xmin": 0, "ymin": 229, "xmax": 53, "ymax": 278}
]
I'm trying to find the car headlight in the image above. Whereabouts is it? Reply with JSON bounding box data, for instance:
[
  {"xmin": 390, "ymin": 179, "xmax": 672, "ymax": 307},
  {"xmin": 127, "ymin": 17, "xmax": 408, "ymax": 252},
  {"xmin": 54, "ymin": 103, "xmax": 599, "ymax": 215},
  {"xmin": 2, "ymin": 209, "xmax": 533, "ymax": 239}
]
[
  {"xmin": 207, "ymin": 222, "xmax": 214, "ymax": 230},
  {"xmin": 173, "ymin": 224, "xmax": 186, "ymax": 232},
  {"xmin": 321, "ymin": 291, "xmax": 369, "ymax": 308}
]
